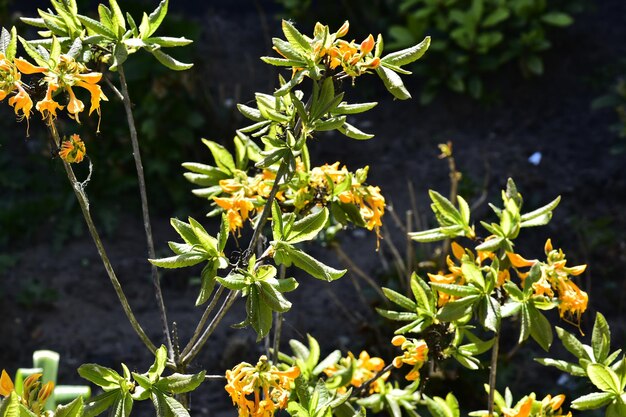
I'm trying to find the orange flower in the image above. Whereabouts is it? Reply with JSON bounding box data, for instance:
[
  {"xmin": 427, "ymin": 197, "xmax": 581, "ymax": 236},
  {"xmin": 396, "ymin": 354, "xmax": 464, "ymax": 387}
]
[
  {"xmin": 360, "ymin": 35, "xmax": 375, "ymax": 55},
  {"xmin": 7, "ymin": 83, "xmax": 33, "ymax": 120},
  {"xmin": 557, "ymin": 278, "xmax": 588, "ymax": 322},
  {"xmin": 502, "ymin": 396, "xmax": 533, "ymax": 417},
  {"xmin": 0, "ymin": 370, "xmax": 14, "ymax": 397},
  {"xmin": 225, "ymin": 356, "xmax": 299, "ymax": 417},
  {"xmin": 391, "ymin": 336, "xmax": 428, "ymax": 382},
  {"xmin": 59, "ymin": 134, "xmax": 86, "ymax": 163},
  {"xmin": 36, "ymin": 83, "xmax": 64, "ymax": 121},
  {"xmin": 214, "ymin": 194, "xmax": 255, "ymax": 234}
]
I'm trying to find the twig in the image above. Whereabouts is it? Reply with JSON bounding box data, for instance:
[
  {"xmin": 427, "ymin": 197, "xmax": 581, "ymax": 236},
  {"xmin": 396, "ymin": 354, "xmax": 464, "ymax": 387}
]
[
  {"xmin": 182, "ymin": 290, "xmax": 239, "ymax": 365},
  {"xmin": 47, "ymin": 123, "xmax": 158, "ymax": 355},
  {"xmin": 271, "ymin": 265, "xmax": 286, "ymax": 364},
  {"xmin": 182, "ymin": 286, "xmax": 226, "ymax": 356},
  {"xmin": 117, "ymin": 65, "xmax": 174, "ymax": 361},
  {"xmin": 332, "ymin": 243, "xmax": 385, "ymax": 300},
  {"xmin": 382, "ymin": 224, "xmax": 407, "ymax": 280},
  {"xmin": 354, "ymin": 363, "xmax": 394, "ymax": 397},
  {"xmin": 488, "ymin": 332, "xmax": 500, "ymax": 416},
  {"xmin": 406, "ymin": 210, "xmax": 414, "ymax": 292}
]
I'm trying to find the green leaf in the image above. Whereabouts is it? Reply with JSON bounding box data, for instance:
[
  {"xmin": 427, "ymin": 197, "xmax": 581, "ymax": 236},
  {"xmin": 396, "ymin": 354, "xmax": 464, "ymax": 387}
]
[
  {"xmin": 188, "ymin": 217, "xmax": 218, "ymax": 256},
  {"xmin": 381, "ymin": 36, "xmax": 430, "ymax": 67},
  {"xmin": 410, "ymin": 273, "xmax": 435, "ymax": 312},
  {"xmin": 332, "ymin": 102, "xmax": 378, "ymax": 115},
  {"xmin": 216, "ymin": 273, "xmax": 247, "ymax": 291},
  {"xmin": 409, "ymin": 226, "xmax": 463, "ymax": 242},
  {"xmin": 556, "ymin": 327, "xmax": 589, "ymax": 360},
  {"xmin": 306, "ymin": 334, "xmax": 321, "ymax": 371},
  {"xmin": 592, "ymin": 312, "xmax": 611, "ymax": 363},
  {"xmin": 481, "ymin": 296, "xmax": 501, "ymax": 332},
  {"xmin": 149, "ymin": 253, "xmax": 206, "ymax": 269},
  {"xmin": 83, "ymin": 391, "xmax": 118, "ymax": 417},
  {"xmin": 275, "ymin": 243, "xmax": 346, "ymax": 282},
  {"xmin": 77, "ymin": 14, "xmax": 116, "ymax": 38},
  {"xmin": 429, "ymin": 190, "xmax": 462, "ymax": 226},
  {"xmin": 382, "ymin": 287, "xmax": 417, "ymax": 311},
  {"xmin": 17, "ymin": 37, "xmax": 47, "ymax": 67},
  {"xmin": 147, "ymin": 0, "xmax": 169, "ymax": 38},
  {"xmin": 150, "ymin": 48, "xmax": 193, "ymax": 71},
  {"xmin": 108, "ymin": 0, "xmax": 126, "ymax": 35},
  {"xmin": 312, "ymin": 350, "xmax": 342, "ymax": 376},
  {"xmin": 196, "ymin": 261, "xmax": 218, "ymax": 306},
  {"xmin": 148, "ymin": 346, "xmax": 168, "ymax": 382},
  {"xmin": 437, "ymin": 295, "xmax": 479, "ymax": 322},
  {"xmin": 375, "ymin": 65, "xmax": 411, "ymax": 100},
  {"xmin": 259, "ymin": 281, "xmax": 292, "ymax": 312},
  {"xmin": 201, "ymin": 139, "xmax": 235, "ymax": 173},
  {"xmin": 534, "ymin": 358, "xmax": 586, "ymax": 377},
  {"xmin": 260, "ymin": 56, "xmax": 305, "ymax": 67},
  {"xmin": 376, "ymin": 309, "xmax": 419, "ymax": 321},
  {"xmin": 0, "ymin": 392, "xmax": 20, "ymax": 417},
  {"xmin": 248, "ymin": 286, "xmax": 273, "ymax": 340},
  {"xmin": 570, "ymin": 392, "xmax": 614, "ymax": 410},
  {"xmin": 528, "ymin": 304, "xmax": 552, "ymax": 351},
  {"xmin": 284, "ymin": 208, "xmax": 328, "ymax": 244},
  {"xmin": 54, "ymin": 397, "xmax": 84, "ymax": 417},
  {"xmin": 155, "ymin": 371, "xmax": 205, "ymax": 394},
  {"xmin": 430, "ymin": 283, "xmax": 480, "ymax": 297},
  {"xmin": 110, "ymin": 391, "xmax": 132, "ymax": 417},
  {"xmin": 541, "ymin": 12, "xmax": 573, "ymax": 27},
  {"xmin": 78, "ymin": 364, "xmax": 122, "ymax": 391},
  {"xmin": 461, "ymin": 261, "xmax": 485, "ymax": 290},
  {"xmin": 606, "ymin": 401, "xmax": 626, "ymax": 417},
  {"xmin": 337, "ymin": 122, "xmax": 374, "ymax": 140},
  {"xmin": 281, "ymin": 20, "xmax": 310, "ymax": 54},
  {"xmin": 520, "ymin": 196, "xmax": 560, "ymax": 227},
  {"xmin": 587, "ymin": 363, "xmax": 621, "ymax": 394},
  {"xmin": 146, "ymin": 36, "xmax": 193, "ymax": 48}
]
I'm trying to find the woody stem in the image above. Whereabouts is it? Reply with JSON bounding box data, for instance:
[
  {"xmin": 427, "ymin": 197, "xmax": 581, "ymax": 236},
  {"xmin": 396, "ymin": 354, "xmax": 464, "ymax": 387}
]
[
  {"xmin": 117, "ymin": 65, "xmax": 175, "ymax": 362},
  {"xmin": 488, "ymin": 332, "xmax": 500, "ymax": 416},
  {"xmin": 48, "ymin": 123, "xmax": 158, "ymax": 356}
]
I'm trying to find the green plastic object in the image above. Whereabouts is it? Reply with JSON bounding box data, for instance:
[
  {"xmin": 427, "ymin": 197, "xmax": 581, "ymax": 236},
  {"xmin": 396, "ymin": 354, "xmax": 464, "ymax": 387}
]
[{"xmin": 15, "ymin": 350, "xmax": 91, "ymax": 411}]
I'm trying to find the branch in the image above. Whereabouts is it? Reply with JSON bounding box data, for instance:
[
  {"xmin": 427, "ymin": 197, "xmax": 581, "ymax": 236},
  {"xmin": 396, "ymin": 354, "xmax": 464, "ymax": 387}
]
[
  {"xmin": 117, "ymin": 65, "xmax": 174, "ymax": 361},
  {"xmin": 47, "ymin": 123, "xmax": 158, "ymax": 355}
]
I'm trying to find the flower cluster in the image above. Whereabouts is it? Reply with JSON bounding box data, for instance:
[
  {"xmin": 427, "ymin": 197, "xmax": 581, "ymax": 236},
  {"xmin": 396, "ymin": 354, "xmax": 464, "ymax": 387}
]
[
  {"xmin": 508, "ymin": 239, "xmax": 588, "ymax": 323},
  {"xmin": 0, "ymin": 370, "xmax": 54, "ymax": 416},
  {"xmin": 391, "ymin": 336, "xmax": 428, "ymax": 382},
  {"xmin": 326, "ymin": 32, "xmax": 380, "ymax": 77},
  {"xmin": 225, "ymin": 356, "xmax": 299, "ymax": 417},
  {"xmin": 485, "ymin": 393, "xmax": 571, "ymax": 417},
  {"xmin": 297, "ymin": 162, "xmax": 386, "ymax": 237},
  {"xmin": 0, "ymin": 52, "xmax": 106, "ymax": 128},
  {"xmin": 211, "ymin": 161, "xmax": 385, "ymax": 238},
  {"xmin": 324, "ymin": 351, "xmax": 388, "ymax": 394},
  {"xmin": 213, "ymin": 168, "xmax": 278, "ymax": 234},
  {"xmin": 59, "ymin": 133, "xmax": 86, "ymax": 163}
]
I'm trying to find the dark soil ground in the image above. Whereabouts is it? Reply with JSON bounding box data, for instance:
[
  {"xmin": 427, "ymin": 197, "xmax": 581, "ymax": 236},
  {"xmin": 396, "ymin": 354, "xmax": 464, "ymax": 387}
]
[{"xmin": 2, "ymin": 1, "xmax": 626, "ymax": 416}]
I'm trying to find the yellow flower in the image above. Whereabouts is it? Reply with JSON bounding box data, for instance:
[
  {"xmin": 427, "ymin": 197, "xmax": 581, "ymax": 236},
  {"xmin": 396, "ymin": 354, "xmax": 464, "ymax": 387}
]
[
  {"xmin": 7, "ymin": 83, "xmax": 33, "ymax": 120},
  {"xmin": 0, "ymin": 370, "xmax": 14, "ymax": 397},
  {"xmin": 225, "ymin": 356, "xmax": 299, "ymax": 417},
  {"xmin": 214, "ymin": 194, "xmax": 255, "ymax": 234},
  {"xmin": 59, "ymin": 134, "xmax": 87, "ymax": 164},
  {"xmin": 391, "ymin": 336, "xmax": 428, "ymax": 382},
  {"xmin": 557, "ymin": 278, "xmax": 588, "ymax": 322},
  {"xmin": 36, "ymin": 83, "xmax": 64, "ymax": 121}
]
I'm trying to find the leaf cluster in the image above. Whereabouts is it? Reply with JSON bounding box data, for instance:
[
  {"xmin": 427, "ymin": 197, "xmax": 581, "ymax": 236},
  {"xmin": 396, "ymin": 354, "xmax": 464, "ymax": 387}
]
[{"xmin": 387, "ymin": 0, "xmax": 576, "ymax": 102}]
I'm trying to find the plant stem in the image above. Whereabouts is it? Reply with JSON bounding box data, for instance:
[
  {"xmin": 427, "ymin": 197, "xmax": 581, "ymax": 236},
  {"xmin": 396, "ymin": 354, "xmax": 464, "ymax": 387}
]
[
  {"xmin": 182, "ymin": 285, "xmax": 225, "ymax": 355},
  {"xmin": 181, "ymin": 290, "xmax": 239, "ymax": 365},
  {"xmin": 488, "ymin": 332, "xmax": 500, "ymax": 416},
  {"xmin": 48, "ymin": 123, "xmax": 157, "ymax": 355},
  {"xmin": 117, "ymin": 65, "xmax": 174, "ymax": 360}
]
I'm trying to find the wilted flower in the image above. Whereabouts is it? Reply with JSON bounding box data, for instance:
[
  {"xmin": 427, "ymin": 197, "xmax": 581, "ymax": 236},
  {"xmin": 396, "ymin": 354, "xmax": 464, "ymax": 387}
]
[{"xmin": 59, "ymin": 134, "xmax": 86, "ymax": 163}]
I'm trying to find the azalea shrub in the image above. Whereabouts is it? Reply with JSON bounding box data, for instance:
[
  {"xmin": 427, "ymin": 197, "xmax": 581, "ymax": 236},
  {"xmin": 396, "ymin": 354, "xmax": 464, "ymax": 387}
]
[{"xmin": 0, "ymin": 1, "xmax": 622, "ymax": 417}]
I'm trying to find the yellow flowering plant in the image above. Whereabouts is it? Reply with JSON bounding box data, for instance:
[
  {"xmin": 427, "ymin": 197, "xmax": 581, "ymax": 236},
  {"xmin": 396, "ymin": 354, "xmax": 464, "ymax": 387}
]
[{"xmin": 2, "ymin": 2, "xmax": 623, "ymax": 417}]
